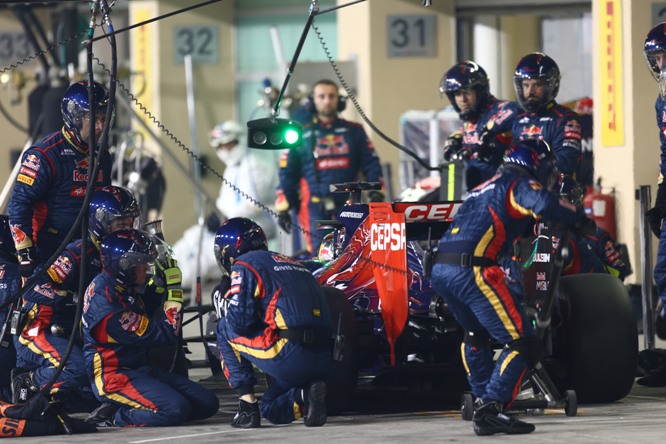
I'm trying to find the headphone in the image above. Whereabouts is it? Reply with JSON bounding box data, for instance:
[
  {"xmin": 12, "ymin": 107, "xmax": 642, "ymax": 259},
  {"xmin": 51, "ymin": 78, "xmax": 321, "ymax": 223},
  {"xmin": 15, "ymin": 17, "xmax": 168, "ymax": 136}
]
[{"xmin": 305, "ymin": 94, "xmax": 347, "ymax": 114}]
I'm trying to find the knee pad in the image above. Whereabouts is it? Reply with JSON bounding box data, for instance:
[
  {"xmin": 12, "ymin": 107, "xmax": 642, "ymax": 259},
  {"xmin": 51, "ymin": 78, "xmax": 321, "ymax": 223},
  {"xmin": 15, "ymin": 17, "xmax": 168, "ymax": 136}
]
[
  {"xmin": 464, "ymin": 330, "xmax": 490, "ymax": 348},
  {"xmin": 506, "ymin": 336, "xmax": 543, "ymax": 367}
]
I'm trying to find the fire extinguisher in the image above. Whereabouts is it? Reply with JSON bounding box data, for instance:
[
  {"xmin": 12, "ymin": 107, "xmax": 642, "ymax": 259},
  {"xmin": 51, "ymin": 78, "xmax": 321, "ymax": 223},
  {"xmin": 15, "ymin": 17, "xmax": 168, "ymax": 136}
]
[{"xmin": 583, "ymin": 177, "xmax": 617, "ymax": 239}]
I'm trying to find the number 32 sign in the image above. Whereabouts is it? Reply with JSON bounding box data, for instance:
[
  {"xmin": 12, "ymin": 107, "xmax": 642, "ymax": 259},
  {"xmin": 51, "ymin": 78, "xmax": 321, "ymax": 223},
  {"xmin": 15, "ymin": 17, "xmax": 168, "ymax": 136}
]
[
  {"xmin": 173, "ymin": 25, "xmax": 218, "ymax": 65},
  {"xmin": 387, "ymin": 15, "xmax": 436, "ymax": 58}
]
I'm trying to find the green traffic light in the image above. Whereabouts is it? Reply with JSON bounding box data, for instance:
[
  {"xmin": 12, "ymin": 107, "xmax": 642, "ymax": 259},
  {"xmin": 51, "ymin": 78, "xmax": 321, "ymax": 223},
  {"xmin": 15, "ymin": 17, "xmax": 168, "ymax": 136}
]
[{"xmin": 285, "ymin": 128, "xmax": 300, "ymax": 145}]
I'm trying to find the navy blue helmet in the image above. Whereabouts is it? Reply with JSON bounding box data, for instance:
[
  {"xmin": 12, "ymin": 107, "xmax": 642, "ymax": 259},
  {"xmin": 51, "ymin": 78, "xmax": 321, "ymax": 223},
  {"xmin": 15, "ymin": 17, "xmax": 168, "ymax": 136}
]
[
  {"xmin": 439, "ymin": 61, "xmax": 490, "ymax": 121},
  {"xmin": 89, "ymin": 186, "xmax": 141, "ymax": 244},
  {"xmin": 503, "ymin": 139, "xmax": 558, "ymax": 189},
  {"xmin": 61, "ymin": 80, "xmax": 110, "ymax": 138},
  {"xmin": 214, "ymin": 217, "xmax": 268, "ymax": 273},
  {"xmin": 0, "ymin": 214, "xmax": 16, "ymax": 260},
  {"xmin": 513, "ymin": 52, "xmax": 560, "ymax": 112},
  {"xmin": 101, "ymin": 229, "xmax": 157, "ymax": 287},
  {"xmin": 645, "ymin": 23, "xmax": 666, "ymax": 81}
]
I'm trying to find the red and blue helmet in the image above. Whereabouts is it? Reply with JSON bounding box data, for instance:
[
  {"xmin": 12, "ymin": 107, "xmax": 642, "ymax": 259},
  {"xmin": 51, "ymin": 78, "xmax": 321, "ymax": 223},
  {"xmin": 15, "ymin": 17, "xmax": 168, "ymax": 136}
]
[
  {"xmin": 439, "ymin": 61, "xmax": 490, "ymax": 121},
  {"xmin": 503, "ymin": 139, "xmax": 558, "ymax": 189},
  {"xmin": 100, "ymin": 229, "xmax": 157, "ymax": 287},
  {"xmin": 61, "ymin": 80, "xmax": 110, "ymax": 138},
  {"xmin": 89, "ymin": 186, "xmax": 141, "ymax": 244},
  {"xmin": 513, "ymin": 52, "xmax": 560, "ymax": 112},
  {"xmin": 213, "ymin": 217, "xmax": 268, "ymax": 273},
  {"xmin": 0, "ymin": 214, "xmax": 16, "ymax": 260},
  {"xmin": 645, "ymin": 23, "xmax": 666, "ymax": 80}
]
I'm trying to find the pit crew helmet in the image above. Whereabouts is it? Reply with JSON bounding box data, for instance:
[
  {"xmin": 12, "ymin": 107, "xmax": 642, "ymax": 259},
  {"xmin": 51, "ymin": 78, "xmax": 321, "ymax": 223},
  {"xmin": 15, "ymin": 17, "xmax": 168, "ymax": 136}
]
[
  {"xmin": 210, "ymin": 121, "xmax": 246, "ymax": 165},
  {"xmin": 557, "ymin": 175, "xmax": 584, "ymax": 208},
  {"xmin": 503, "ymin": 139, "xmax": 558, "ymax": 189},
  {"xmin": 439, "ymin": 61, "xmax": 490, "ymax": 121},
  {"xmin": 89, "ymin": 186, "xmax": 141, "ymax": 244},
  {"xmin": 214, "ymin": 217, "xmax": 267, "ymax": 273},
  {"xmin": 513, "ymin": 52, "xmax": 560, "ymax": 112},
  {"xmin": 100, "ymin": 229, "xmax": 157, "ymax": 287},
  {"xmin": 61, "ymin": 80, "xmax": 110, "ymax": 139},
  {"xmin": 0, "ymin": 214, "xmax": 16, "ymax": 260},
  {"xmin": 644, "ymin": 23, "xmax": 666, "ymax": 98}
]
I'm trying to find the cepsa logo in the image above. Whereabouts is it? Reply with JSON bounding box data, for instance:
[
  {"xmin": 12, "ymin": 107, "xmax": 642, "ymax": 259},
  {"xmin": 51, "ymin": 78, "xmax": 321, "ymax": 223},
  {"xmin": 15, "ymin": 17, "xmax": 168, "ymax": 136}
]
[
  {"xmin": 370, "ymin": 223, "xmax": 405, "ymax": 251},
  {"xmin": 393, "ymin": 202, "xmax": 461, "ymax": 222}
]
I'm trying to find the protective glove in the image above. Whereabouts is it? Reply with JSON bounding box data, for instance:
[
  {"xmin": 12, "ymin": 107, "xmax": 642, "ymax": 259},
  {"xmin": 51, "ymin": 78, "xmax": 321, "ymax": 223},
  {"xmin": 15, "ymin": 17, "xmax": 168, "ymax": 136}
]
[
  {"xmin": 277, "ymin": 211, "xmax": 292, "ymax": 234},
  {"xmin": 212, "ymin": 275, "xmax": 231, "ymax": 319},
  {"xmin": 368, "ymin": 190, "xmax": 385, "ymax": 202},
  {"xmin": 573, "ymin": 216, "xmax": 597, "ymax": 238},
  {"xmin": 153, "ymin": 257, "xmax": 184, "ymax": 304},
  {"xmin": 443, "ymin": 131, "xmax": 463, "ymax": 162},
  {"xmin": 17, "ymin": 246, "xmax": 37, "ymax": 278},
  {"xmin": 647, "ymin": 207, "xmax": 664, "ymax": 238},
  {"xmin": 656, "ymin": 305, "xmax": 666, "ymax": 341}
]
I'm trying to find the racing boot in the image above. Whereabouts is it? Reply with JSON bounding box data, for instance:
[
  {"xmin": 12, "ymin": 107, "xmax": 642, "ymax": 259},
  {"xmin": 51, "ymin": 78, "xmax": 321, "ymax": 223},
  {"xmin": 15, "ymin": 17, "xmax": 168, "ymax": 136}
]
[
  {"xmin": 472, "ymin": 400, "xmax": 535, "ymax": 436},
  {"xmin": 301, "ymin": 380, "xmax": 327, "ymax": 427},
  {"xmin": 230, "ymin": 398, "xmax": 260, "ymax": 428},
  {"xmin": 11, "ymin": 368, "xmax": 39, "ymax": 404},
  {"xmin": 85, "ymin": 402, "xmax": 119, "ymax": 427}
]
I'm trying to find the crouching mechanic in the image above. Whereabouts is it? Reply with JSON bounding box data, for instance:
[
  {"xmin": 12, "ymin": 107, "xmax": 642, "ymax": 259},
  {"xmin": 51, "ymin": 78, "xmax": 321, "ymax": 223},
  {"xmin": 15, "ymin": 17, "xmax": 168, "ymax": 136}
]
[
  {"xmin": 12, "ymin": 186, "xmax": 140, "ymax": 409},
  {"xmin": 81, "ymin": 229, "xmax": 218, "ymax": 427},
  {"xmin": 430, "ymin": 139, "xmax": 586, "ymax": 436},
  {"xmin": 0, "ymin": 216, "xmax": 21, "ymax": 402},
  {"xmin": 213, "ymin": 217, "xmax": 333, "ymax": 428}
]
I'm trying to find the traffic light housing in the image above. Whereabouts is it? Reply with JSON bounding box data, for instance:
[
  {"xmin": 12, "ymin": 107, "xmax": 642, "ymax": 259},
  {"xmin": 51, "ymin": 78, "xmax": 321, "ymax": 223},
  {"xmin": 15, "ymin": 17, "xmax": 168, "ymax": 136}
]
[{"xmin": 247, "ymin": 117, "xmax": 302, "ymax": 149}]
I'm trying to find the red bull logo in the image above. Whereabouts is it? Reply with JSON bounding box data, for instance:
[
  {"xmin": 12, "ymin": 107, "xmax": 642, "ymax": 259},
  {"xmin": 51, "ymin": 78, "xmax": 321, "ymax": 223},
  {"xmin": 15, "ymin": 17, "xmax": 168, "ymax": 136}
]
[
  {"xmin": 22, "ymin": 154, "xmax": 40, "ymax": 171},
  {"xmin": 315, "ymin": 134, "xmax": 349, "ymax": 157},
  {"xmin": 73, "ymin": 170, "xmax": 104, "ymax": 182},
  {"xmin": 75, "ymin": 159, "xmax": 89, "ymax": 169},
  {"xmin": 10, "ymin": 225, "xmax": 26, "ymax": 245},
  {"xmin": 522, "ymin": 125, "xmax": 542, "ymax": 138}
]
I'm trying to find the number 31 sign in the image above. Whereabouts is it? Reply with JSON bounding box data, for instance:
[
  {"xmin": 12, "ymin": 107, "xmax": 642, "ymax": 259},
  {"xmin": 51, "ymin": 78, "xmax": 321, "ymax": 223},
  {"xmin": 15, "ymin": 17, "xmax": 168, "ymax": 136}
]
[
  {"xmin": 386, "ymin": 15, "xmax": 436, "ymax": 58},
  {"xmin": 173, "ymin": 25, "xmax": 219, "ymax": 65}
]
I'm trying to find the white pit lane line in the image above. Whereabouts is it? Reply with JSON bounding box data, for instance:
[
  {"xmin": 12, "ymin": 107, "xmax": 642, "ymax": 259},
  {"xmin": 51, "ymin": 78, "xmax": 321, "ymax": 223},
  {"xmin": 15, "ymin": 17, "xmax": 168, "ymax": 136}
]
[{"xmin": 128, "ymin": 428, "xmax": 252, "ymax": 443}]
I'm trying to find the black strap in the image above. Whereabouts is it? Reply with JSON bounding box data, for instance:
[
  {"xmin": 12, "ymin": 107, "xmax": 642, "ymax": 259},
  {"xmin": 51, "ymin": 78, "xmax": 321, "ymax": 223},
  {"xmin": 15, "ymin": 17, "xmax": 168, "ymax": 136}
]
[
  {"xmin": 435, "ymin": 252, "xmax": 496, "ymax": 268},
  {"xmin": 277, "ymin": 328, "xmax": 333, "ymax": 346}
]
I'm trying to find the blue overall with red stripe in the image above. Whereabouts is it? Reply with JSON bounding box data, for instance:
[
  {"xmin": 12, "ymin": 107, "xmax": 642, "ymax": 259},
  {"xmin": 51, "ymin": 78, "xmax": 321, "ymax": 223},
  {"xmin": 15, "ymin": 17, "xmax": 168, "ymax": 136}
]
[
  {"xmin": 431, "ymin": 168, "xmax": 583, "ymax": 404},
  {"xmin": 82, "ymin": 272, "xmax": 219, "ymax": 427},
  {"xmin": 216, "ymin": 249, "xmax": 333, "ymax": 424}
]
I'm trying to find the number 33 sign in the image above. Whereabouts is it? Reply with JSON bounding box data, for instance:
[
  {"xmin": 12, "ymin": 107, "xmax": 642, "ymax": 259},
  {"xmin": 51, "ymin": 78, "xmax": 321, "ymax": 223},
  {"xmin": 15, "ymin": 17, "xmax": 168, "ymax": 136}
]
[{"xmin": 386, "ymin": 15, "xmax": 436, "ymax": 58}]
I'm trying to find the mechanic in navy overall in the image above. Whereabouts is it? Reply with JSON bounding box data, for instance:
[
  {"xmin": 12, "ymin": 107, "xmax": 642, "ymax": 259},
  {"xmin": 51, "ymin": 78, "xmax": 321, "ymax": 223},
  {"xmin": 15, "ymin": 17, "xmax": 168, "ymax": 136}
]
[
  {"xmin": 511, "ymin": 53, "xmax": 582, "ymax": 180},
  {"xmin": 81, "ymin": 229, "xmax": 219, "ymax": 427},
  {"xmin": 0, "ymin": 216, "xmax": 21, "ymax": 402},
  {"xmin": 213, "ymin": 217, "xmax": 332, "ymax": 428},
  {"xmin": 440, "ymin": 61, "xmax": 520, "ymax": 191},
  {"xmin": 7, "ymin": 81, "xmax": 112, "ymax": 278},
  {"xmin": 430, "ymin": 139, "xmax": 586, "ymax": 436},
  {"xmin": 11, "ymin": 186, "xmax": 140, "ymax": 410},
  {"xmin": 644, "ymin": 23, "xmax": 666, "ymax": 339},
  {"xmin": 276, "ymin": 79, "xmax": 384, "ymax": 255}
]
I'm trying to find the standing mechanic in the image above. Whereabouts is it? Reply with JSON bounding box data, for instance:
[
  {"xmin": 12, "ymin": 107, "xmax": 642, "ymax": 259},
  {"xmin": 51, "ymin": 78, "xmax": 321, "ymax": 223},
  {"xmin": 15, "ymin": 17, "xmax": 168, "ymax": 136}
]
[
  {"xmin": 8, "ymin": 80, "xmax": 112, "ymax": 277},
  {"xmin": 276, "ymin": 79, "xmax": 384, "ymax": 255},
  {"xmin": 213, "ymin": 217, "xmax": 332, "ymax": 428},
  {"xmin": 0, "ymin": 216, "xmax": 21, "ymax": 402},
  {"xmin": 11, "ymin": 186, "xmax": 140, "ymax": 409},
  {"xmin": 511, "ymin": 53, "xmax": 582, "ymax": 179},
  {"xmin": 82, "ymin": 229, "xmax": 219, "ymax": 427},
  {"xmin": 644, "ymin": 23, "xmax": 666, "ymax": 339},
  {"xmin": 430, "ymin": 139, "xmax": 586, "ymax": 436},
  {"xmin": 440, "ymin": 61, "xmax": 520, "ymax": 191}
]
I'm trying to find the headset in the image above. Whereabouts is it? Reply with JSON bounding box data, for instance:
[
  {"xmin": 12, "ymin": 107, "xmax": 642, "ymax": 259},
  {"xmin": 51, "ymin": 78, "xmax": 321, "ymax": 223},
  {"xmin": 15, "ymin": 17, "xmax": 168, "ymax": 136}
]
[{"xmin": 305, "ymin": 93, "xmax": 347, "ymax": 114}]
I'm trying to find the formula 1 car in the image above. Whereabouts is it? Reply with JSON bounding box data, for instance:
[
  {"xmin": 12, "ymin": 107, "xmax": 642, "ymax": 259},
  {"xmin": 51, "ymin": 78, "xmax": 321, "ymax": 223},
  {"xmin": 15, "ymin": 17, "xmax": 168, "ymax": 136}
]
[{"xmin": 314, "ymin": 182, "xmax": 638, "ymax": 412}]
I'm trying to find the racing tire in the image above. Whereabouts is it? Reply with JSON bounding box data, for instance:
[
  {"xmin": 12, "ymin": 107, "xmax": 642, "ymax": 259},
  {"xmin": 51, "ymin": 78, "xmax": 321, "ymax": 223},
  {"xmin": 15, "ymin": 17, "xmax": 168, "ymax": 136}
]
[
  {"xmin": 460, "ymin": 392, "xmax": 474, "ymax": 421},
  {"xmin": 322, "ymin": 286, "xmax": 359, "ymax": 415},
  {"xmin": 558, "ymin": 274, "xmax": 638, "ymax": 403},
  {"xmin": 564, "ymin": 390, "xmax": 577, "ymax": 417}
]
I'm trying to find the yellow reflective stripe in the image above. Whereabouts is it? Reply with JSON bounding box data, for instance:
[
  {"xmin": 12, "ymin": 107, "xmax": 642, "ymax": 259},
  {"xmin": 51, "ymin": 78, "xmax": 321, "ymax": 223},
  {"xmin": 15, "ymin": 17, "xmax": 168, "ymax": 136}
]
[
  {"xmin": 509, "ymin": 187, "xmax": 537, "ymax": 218},
  {"xmin": 93, "ymin": 353, "xmax": 145, "ymax": 409},
  {"xmin": 500, "ymin": 350, "xmax": 520, "ymax": 375},
  {"xmin": 231, "ymin": 337, "xmax": 288, "ymax": 360},
  {"xmin": 274, "ymin": 309, "xmax": 287, "ymax": 329},
  {"xmin": 474, "ymin": 226, "xmax": 494, "ymax": 257},
  {"xmin": 460, "ymin": 341, "xmax": 471, "ymax": 376},
  {"xmin": 474, "ymin": 267, "xmax": 520, "ymax": 341}
]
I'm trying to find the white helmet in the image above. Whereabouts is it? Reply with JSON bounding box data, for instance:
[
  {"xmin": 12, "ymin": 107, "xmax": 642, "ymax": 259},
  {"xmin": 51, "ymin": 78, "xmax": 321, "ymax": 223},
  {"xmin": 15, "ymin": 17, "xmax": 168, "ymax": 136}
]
[{"xmin": 209, "ymin": 121, "xmax": 243, "ymax": 147}]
